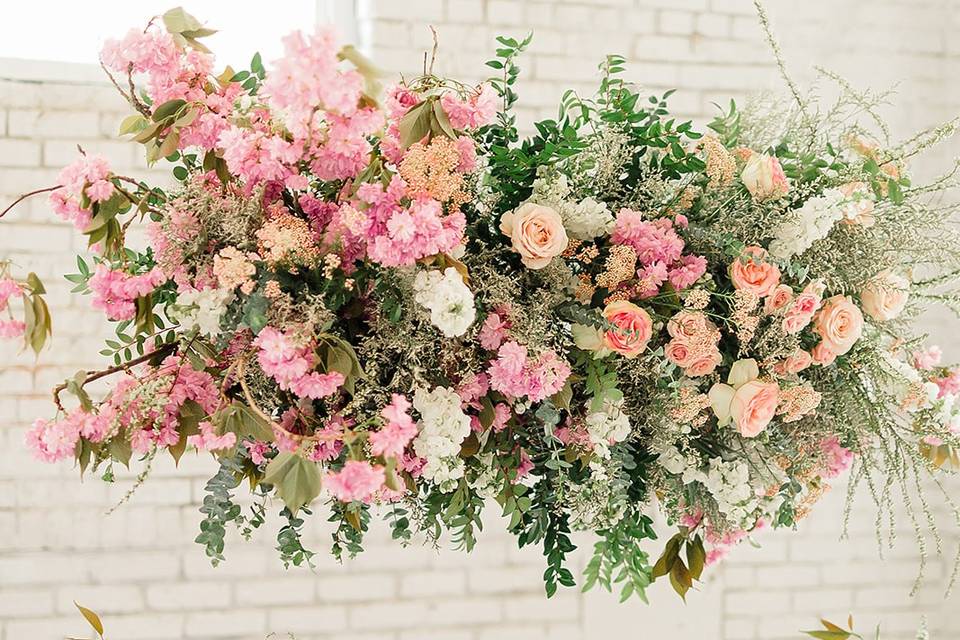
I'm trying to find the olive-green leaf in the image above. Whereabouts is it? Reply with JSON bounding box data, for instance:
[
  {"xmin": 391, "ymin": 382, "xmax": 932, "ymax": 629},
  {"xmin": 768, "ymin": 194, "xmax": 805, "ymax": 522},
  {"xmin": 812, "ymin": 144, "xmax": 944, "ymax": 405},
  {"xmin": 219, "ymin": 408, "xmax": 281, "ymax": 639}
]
[
  {"xmin": 162, "ymin": 7, "xmax": 203, "ymax": 34},
  {"xmin": 263, "ymin": 452, "xmax": 322, "ymax": 513},
  {"xmin": 153, "ymin": 99, "xmax": 186, "ymax": 123},
  {"xmin": 801, "ymin": 632, "xmax": 852, "ymax": 640},
  {"xmin": 170, "ymin": 399, "xmax": 205, "ymax": 464},
  {"xmin": 432, "ymin": 99, "xmax": 458, "ymax": 139},
  {"xmin": 686, "ymin": 534, "xmax": 706, "ymax": 581},
  {"xmin": 74, "ymin": 602, "xmax": 104, "ymax": 637}
]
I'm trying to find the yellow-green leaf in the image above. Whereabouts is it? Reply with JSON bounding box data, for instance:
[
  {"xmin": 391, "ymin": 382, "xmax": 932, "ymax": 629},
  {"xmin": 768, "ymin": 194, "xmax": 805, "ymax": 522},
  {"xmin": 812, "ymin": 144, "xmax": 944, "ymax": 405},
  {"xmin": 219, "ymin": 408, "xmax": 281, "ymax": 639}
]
[{"xmin": 74, "ymin": 601, "xmax": 104, "ymax": 637}]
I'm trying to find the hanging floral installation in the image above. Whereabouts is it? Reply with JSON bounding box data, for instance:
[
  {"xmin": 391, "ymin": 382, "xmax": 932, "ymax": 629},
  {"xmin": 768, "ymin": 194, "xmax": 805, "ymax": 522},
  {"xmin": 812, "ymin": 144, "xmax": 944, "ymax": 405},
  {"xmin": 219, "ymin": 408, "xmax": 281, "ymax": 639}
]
[{"xmin": 4, "ymin": 5, "xmax": 960, "ymax": 601}]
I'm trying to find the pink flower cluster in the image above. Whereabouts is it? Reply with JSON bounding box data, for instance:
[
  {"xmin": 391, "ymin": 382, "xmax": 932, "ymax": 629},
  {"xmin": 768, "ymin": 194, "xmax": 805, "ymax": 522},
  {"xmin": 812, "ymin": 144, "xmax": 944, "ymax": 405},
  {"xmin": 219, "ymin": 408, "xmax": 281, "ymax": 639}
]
[
  {"xmin": 25, "ymin": 408, "xmax": 108, "ymax": 463},
  {"xmin": 368, "ymin": 394, "xmax": 418, "ymax": 459},
  {"xmin": 912, "ymin": 346, "xmax": 943, "ymax": 371},
  {"xmin": 89, "ymin": 264, "xmax": 167, "ymax": 321},
  {"xmin": 0, "ymin": 278, "xmax": 25, "ymax": 338},
  {"xmin": 188, "ymin": 421, "xmax": 237, "ymax": 452},
  {"xmin": 611, "ymin": 209, "xmax": 706, "ymax": 296},
  {"xmin": 457, "ymin": 373, "xmax": 511, "ymax": 433},
  {"xmin": 439, "ymin": 85, "xmax": 498, "ymax": 130},
  {"xmin": 819, "ymin": 435, "xmax": 854, "ymax": 478},
  {"xmin": 27, "ymin": 355, "xmax": 222, "ymax": 461},
  {"xmin": 345, "ymin": 178, "xmax": 465, "ymax": 268},
  {"xmin": 49, "ymin": 154, "xmax": 114, "ymax": 230},
  {"xmin": 253, "ymin": 327, "xmax": 345, "ymax": 399},
  {"xmin": 781, "ymin": 280, "xmax": 825, "ymax": 335},
  {"xmin": 478, "ymin": 306, "xmax": 511, "ymax": 351},
  {"xmin": 325, "ymin": 460, "xmax": 385, "ymax": 503},
  {"xmin": 488, "ymin": 341, "xmax": 571, "ymax": 403}
]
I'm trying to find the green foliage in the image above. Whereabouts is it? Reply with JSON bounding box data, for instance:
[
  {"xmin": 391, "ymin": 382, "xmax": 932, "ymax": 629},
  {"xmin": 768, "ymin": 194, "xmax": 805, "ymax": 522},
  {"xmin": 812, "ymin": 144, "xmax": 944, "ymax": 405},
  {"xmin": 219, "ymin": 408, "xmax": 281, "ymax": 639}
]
[
  {"xmin": 583, "ymin": 511, "xmax": 656, "ymax": 602},
  {"xmin": 650, "ymin": 530, "xmax": 706, "ymax": 600},
  {"xmin": 263, "ymin": 452, "xmax": 322, "ymax": 513},
  {"xmin": 277, "ymin": 506, "xmax": 317, "ymax": 568},
  {"xmin": 195, "ymin": 456, "xmax": 245, "ymax": 565}
]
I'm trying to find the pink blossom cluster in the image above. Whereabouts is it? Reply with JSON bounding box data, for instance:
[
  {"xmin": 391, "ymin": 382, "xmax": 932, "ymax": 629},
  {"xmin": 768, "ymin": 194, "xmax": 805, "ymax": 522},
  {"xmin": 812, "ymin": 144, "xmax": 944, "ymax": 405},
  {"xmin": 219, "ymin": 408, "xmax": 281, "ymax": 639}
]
[
  {"xmin": 187, "ymin": 421, "xmax": 237, "ymax": 452},
  {"xmin": 611, "ymin": 209, "xmax": 707, "ymax": 296},
  {"xmin": 253, "ymin": 327, "xmax": 345, "ymax": 399},
  {"xmin": 933, "ymin": 368, "xmax": 960, "ymax": 398},
  {"xmin": 368, "ymin": 394, "xmax": 418, "ymax": 459},
  {"xmin": 89, "ymin": 264, "xmax": 167, "ymax": 321},
  {"xmin": 102, "ymin": 25, "xmax": 238, "ymax": 152},
  {"xmin": 306, "ymin": 415, "xmax": 349, "ymax": 462},
  {"xmin": 487, "ymin": 341, "xmax": 571, "ymax": 403},
  {"xmin": 439, "ymin": 85, "xmax": 499, "ymax": 130},
  {"xmin": 781, "ymin": 280, "xmax": 825, "ymax": 335},
  {"xmin": 478, "ymin": 306, "xmax": 512, "ymax": 351},
  {"xmin": 25, "ymin": 408, "xmax": 108, "ymax": 463},
  {"xmin": 49, "ymin": 154, "xmax": 114, "ymax": 230},
  {"xmin": 353, "ymin": 179, "xmax": 466, "ymax": 268},
  {"xmin": 0, "ymin": 279, "xmax": 24, "ymax": 338},
  {"xmin": 324, "ymin": 460, "xmax": 385, "ymax": 503},
  {"xmin": 819, "ymin": 435, "xmax": 854, "ymax": 478}
]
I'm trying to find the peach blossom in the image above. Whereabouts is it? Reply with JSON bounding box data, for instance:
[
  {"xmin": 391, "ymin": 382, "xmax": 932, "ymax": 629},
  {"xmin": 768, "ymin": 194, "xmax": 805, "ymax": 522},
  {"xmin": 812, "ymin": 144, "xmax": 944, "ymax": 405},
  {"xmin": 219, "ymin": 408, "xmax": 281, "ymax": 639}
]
[
  {"xmin": 838, "ymin": 182, "xmax": 876, "ymax": 228},
  {"xmin": 730, "ymin": 246, "xmax": 781, "ymax": 297},
  {"xmin": 814, "ymin": 295, "xmax": 864, "ymax": 356},
  {"xmin": 499, "ymin": 203, "xmax": 568, "ymax": 269},
  {"xmin": 601, "ymin": 300, "xmax": 653, "ymax": 359},
  {"xmin": 741, "ymin": 152, "xmax": 790, "ymax": 200},
  {"xmin": 729, "ymin": 380, "xmax": 780, "ymax": 437},
  {"xmin": 860, "ymin": 270, "xmax": 909, "ymax": 322}
]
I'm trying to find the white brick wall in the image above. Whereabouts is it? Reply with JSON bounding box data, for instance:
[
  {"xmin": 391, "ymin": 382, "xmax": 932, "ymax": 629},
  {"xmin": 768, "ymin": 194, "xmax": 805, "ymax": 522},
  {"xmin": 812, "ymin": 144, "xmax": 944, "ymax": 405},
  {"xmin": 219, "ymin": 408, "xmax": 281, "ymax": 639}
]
[{"xmin": 1, "ymin": 1, "xmax": 960, "ymax": 639}]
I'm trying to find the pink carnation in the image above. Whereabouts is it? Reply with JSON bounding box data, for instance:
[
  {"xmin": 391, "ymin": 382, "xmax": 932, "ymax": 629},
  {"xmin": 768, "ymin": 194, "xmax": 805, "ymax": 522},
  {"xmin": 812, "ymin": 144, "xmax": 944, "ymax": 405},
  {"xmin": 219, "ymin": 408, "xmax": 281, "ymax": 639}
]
[
  {"xmin": 243, "ymin": 440, "xmax": 272, "ymax": 465},
  {"xmin": 439, "ymin": 84, "xmax": 498, "ymax": 130},
  {"xmin": 478, "ymin": 311, "xmax": 511, "ymax": 351},
  {"xmin": 668, "ymin": 254, "xmax": 707, "ymax": 290},
  {"xmin": 89, "ymin": 265, "xmax": 166, "ymax": 321},
  {"xmin": 325, "ymin": 460, "xmax": 386, "ymax": 503},
  {"xmin": 253, "ymin": 327, "xmax": 345, "ymax": 400}
]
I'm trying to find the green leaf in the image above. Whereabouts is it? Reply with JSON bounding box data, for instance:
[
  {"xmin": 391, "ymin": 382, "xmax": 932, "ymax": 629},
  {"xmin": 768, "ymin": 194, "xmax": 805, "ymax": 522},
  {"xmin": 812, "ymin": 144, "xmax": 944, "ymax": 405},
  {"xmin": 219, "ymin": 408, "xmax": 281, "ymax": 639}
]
[
  {"xmin": 74, "ymin": 602, "xmax": 104, "ymax": 638},
  {"xmin": 432, "ymin": 99, "xmax": 458, "ymax": 139},
  {"xmin": 263, "ymin": 452, "xmax": 322, "ymax": 513},
  {"xmin": 118, "ymin": 114, "xmax": 147, "ymax": 136},
  {"xmin": 801, "ymin": 632, "xmax": 852, "ymax": 640},
  {"xmin": 549, "ymin": 380, "xmax": 573, "ymax": 412},
  {"xmin": 398, "ymin": 100, "xmax": 432, "ymax": 149},
  {"xmin": 686, "ymin": 534, "xmax": 706, "ymax": 581},
  {"xmin": 152, "ymin": 99, "xmax": 187, "ymax": 123}
]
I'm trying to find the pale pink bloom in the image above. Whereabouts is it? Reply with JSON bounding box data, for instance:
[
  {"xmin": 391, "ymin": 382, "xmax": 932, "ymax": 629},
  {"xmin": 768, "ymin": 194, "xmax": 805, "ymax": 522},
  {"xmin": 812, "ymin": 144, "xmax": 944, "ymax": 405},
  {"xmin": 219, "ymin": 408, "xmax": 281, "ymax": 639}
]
[
  {"xmin": 488, "ymin": 341, "xmax": 570, "ymax": 403},
  {"xmin": 912, "ymin": 346, "xmax": 943, "ymax": 371},
  {"xmin": 440, "ymin": 84, "xmax": 498, "ymax": 130},
  {"xmin": 325, "ymin": 460, "xmax": 386, "ymax": 503},
  {"xmin": 369, "ymin": 394, "xmax": 417, "ymax": 459},
  {"xmin": 0, "ymin": 319, "xmax": 26, "ymax": 338},
  {"xmin": 89, "ymin": 265, "xmax": 166, "ymax": 321},
  {"xmin": 516, "ymin": 449, "xmax": 534, "ymax": 478},
  {"xmin": 187, "ymin": 421, "xmax": 237, "ymax": 452},
  {"xmin": 763, "ymin": 284, "xmax": 793, "ymax": 314},
  {"xmin": 612, "ymin": 210, "xmax": 684, "ymax": 266},
  {"xmin": 819, "ymin": 436, "xmax": 854, "ymax": 478},
  {"xmin": 243, "ymin": 440, "xmax": 271, "ymax": 465},
  {"xmin": 668, "ymin": 254, "xmax": 707, "ymax": 290},
  {"xmin": 810, "ymin": 342, "xmax": 836, "ymax": 366},
  {"xmin": 741, "ymin": 152, "xmax": 790, "ymax": 200},
  {"xmin": 479, "ymin": 311, "xmax": 511, "ymax": 351},
  {"xmin": 813, "ymin": 295, "xmax": 863, "ymax": 356}
]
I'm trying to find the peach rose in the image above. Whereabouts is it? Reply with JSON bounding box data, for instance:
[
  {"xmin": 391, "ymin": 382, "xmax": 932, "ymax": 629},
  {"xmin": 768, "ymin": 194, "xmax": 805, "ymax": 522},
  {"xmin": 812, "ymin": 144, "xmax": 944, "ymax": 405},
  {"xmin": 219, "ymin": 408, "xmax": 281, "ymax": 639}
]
[
  {"xmin": 860, "ymin": 270, "xmax": 909, "ymax": 321},
  {"xmin": 730, "ymin": 246, "xmax": 781, "ymax": 297},
  {"xmin": 764, "ymin": 284, "xmax": 793, "ymax": 314},
  {"xmin": 775, "ymin": 349, "xmax": 812, "ymax": 375},
  {"xmin": 500, "ymin": 203, "xmax": 569, "ymax": 269},
  {"xmin": 741, "ymin": 152, "xmax": 790, "ymax": 200},
  {"xmin": 602, "ymin": 300, "xmax": 653, "ymax": 358},
  {"xmin": 667, "ymin": 310, "xmax": 709, "ymax": 340},
  {"xmin": 810, "ymin": 342, "xmax": 836, "ymax": 366},
  {"xmin": 813, "ymin": 295, "xmax": 864, "ymax": 356},
  {"xmin": 664, "ymin": 339, "xmax": 694, "ymax": 368},
  {"xmin": 686, "ymin": 351, "xmax": 722, "ymax": 378},
  {"xmin": 729, "ymin": 380, "xmax": 780, "ymax": 437}
]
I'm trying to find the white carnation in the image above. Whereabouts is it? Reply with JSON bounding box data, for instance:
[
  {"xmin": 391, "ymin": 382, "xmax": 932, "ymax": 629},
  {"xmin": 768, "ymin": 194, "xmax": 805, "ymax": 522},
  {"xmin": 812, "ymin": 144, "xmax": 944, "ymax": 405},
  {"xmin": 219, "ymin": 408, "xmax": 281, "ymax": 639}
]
[
  {"xmin": 413, "ymin": 267, "xmax": 476, "ymax": 338},
  {"xmin": 413, "ymin": 386, "xmax": 472, "ymax": 491},
  {"xmin": 768, "ymin": 189, "xmax": 844, "ymax": 259},
  {"xmin": 171, "ymin": 287, "xmax": 233, "ymax": 337}
]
